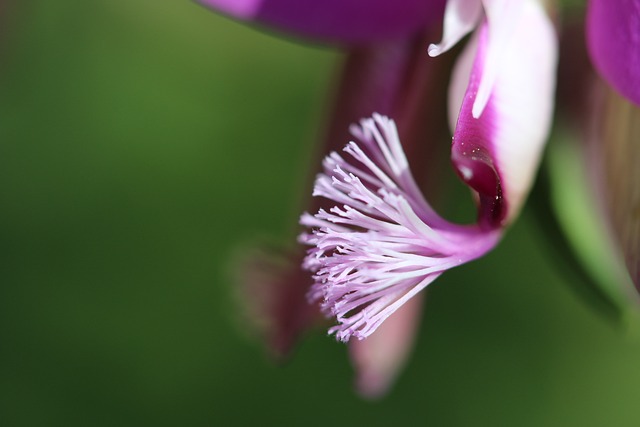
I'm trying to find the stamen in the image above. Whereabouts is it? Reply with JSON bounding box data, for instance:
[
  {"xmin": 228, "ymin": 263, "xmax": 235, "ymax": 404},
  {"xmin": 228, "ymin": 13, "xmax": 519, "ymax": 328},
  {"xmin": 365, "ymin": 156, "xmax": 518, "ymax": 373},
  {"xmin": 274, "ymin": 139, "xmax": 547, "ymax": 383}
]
[{"xmin": 299, "ymin": 114, "xmax": 500, "ymax": 342}]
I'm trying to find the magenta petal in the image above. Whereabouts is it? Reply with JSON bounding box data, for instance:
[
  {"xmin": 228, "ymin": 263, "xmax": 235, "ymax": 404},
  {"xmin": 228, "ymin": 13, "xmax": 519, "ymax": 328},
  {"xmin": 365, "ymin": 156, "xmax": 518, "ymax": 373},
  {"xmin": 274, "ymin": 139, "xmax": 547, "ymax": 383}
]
[
  {"xmin": 449, "ymin": 1, "xmax": 557, "ymax": 227},
  {"xmin": 587, "ymin": 0, "xmax": 640, "ymax": 106},
  {"xmin": 197, "ymin": 0, "xmax": 446, "ymax": 44},
  {"xmin": 450, "ymin": 25, "xmax": 506, "ymax": 226}
]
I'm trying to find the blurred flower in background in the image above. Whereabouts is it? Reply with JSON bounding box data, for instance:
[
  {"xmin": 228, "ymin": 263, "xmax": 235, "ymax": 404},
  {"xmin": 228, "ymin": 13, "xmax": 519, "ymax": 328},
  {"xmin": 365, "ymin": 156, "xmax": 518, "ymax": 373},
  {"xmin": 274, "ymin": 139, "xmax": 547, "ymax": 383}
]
[
  {"xmin": 584, "ymin": 0, "xmax": 640, "ymax": 288},
  {"xmin": 546, "ymin": 0, "xmax": 640, "ymax": 318}
]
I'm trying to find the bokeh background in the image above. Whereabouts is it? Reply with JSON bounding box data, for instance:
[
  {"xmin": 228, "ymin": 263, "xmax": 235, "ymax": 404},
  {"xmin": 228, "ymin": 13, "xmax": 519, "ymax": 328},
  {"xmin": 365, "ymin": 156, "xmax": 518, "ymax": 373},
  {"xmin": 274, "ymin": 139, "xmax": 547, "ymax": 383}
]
[{"xmin": 1, "ymin": 1, "xmax": 640, "ymax": 426}]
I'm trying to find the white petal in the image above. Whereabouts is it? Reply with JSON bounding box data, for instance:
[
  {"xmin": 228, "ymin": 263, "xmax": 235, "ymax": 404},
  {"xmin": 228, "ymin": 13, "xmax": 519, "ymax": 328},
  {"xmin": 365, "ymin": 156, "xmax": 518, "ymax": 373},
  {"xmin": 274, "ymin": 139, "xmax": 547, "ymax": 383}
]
[
  {"xmin": 472, "ymin": 0, "xmax": 526, "ymax": 118},
  {"xmin": 447, "ymin": 29, "xmax": 477, "ymax": 133},
  {"xmin": 490, "ymin": 0, "xmax": 557, "ymax": 219},
  {"xmin": 428, "ymin": 0, "xmax": 483, "ymax": 57}
]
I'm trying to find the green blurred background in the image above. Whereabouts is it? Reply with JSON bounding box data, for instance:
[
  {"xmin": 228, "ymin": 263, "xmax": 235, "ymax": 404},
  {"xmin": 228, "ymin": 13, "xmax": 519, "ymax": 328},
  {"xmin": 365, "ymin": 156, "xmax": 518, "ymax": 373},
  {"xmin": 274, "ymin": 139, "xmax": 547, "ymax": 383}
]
[{"xmin": 1, "ymin": 1, "xmax": 640, "ymax": 426}]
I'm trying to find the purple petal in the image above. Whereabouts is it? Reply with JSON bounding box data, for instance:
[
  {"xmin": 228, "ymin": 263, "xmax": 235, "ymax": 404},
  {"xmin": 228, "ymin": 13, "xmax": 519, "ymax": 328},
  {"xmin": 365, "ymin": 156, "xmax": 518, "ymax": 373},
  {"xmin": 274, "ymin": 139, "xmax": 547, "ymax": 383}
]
[
  {"xmin": 197, "ymin": 0, "xmax": 446, "ymax": 44},
  {"xmin": 587, "ymin": 0, "xmax": 640, "ymax": 106},
  {"xmin": 448, "ymin": 0, "xmax": 557, "ymax": 226}
]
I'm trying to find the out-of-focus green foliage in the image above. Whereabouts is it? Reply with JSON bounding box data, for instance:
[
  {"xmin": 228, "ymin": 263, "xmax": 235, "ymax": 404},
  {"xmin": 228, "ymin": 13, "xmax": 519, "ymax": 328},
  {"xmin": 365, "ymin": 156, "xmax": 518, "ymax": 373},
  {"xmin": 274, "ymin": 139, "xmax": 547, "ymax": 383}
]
[
  {"xmin": 1, "ymin": 2, "xmax": 640, "ymax": 426},
  {"xmin": 546, "ymin": 133, "xmax": 638, "ymax": 319}
]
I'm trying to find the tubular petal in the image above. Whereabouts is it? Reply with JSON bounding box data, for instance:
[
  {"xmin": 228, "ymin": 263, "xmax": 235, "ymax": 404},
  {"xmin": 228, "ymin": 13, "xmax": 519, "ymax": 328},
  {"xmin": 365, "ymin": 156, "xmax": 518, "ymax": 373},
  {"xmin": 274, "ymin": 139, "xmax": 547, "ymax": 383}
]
[
  {"xmin": 449, "ymin": 0, "xmax": 557, "ymax": 226},
  {"xmin": 197, "ymin": 0, "xmax": 446, "ymax": 45},
  {"xmin": 587, "ymin": 0, "xmax": 640, "ymax": 106}
]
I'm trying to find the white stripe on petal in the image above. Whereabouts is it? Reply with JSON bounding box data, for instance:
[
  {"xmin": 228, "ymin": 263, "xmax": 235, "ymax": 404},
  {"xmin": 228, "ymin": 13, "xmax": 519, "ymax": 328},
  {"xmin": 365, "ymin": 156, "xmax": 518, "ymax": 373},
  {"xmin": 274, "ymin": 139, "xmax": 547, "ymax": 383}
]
[{"xmin": 472, "ymin": 0, "xmax": 526, "ymax": 118}]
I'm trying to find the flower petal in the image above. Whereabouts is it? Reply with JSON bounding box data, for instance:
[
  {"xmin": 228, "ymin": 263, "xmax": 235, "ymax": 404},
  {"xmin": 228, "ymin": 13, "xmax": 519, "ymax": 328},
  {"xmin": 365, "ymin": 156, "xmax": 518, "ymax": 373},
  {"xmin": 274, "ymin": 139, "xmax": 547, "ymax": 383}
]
[
  {"xmin": 448, "ymin": 0, "xmax": 557, "ymax": 226},
  {"xmin": 429, "ymin": 0, "xmax": 526, "ymax": 118},
  {"xmin": 197, "ymin": 0, "xmax": 446, "ymax": 45},
  {"xmin": 349, "ymin": 293, "xmax": 424, "ymax": 399},
  {"xmin": 472, "ymin": 0, "xmax": 526, "ymax": 118},
  {"xmin": 587, "ymin": 83, "xmax": 640, "ymax": 292},
  {"xmin": 587, "ymin": 0, "xmax": 640, "ymax": 106},
  {"xmin": 428, "ymin": 0, "xmax": 482, "ymax": 57}
]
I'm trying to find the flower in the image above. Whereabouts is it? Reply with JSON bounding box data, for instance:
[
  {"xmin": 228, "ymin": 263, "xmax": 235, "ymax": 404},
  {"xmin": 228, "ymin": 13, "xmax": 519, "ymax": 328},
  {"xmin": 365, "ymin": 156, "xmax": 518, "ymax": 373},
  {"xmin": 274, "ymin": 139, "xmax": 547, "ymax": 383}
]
[
  {"xmin": 298, "ymin": 0, "xmax": 557, "ymax": 343},
  {"xmin": 299, "ymin": 114, "xmax": 502, "ymax": 341},
  {"xmin": 200, "ymin": 0, "xmax": 640, "ymax": 396}
]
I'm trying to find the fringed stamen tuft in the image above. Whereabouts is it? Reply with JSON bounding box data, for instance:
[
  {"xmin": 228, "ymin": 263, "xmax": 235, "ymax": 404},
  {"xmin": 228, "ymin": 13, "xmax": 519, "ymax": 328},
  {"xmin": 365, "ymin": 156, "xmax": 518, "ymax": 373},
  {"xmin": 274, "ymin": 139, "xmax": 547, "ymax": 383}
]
[{"xmin": 300, "ymin": 114, "xmax": 499, "ymax": 342}]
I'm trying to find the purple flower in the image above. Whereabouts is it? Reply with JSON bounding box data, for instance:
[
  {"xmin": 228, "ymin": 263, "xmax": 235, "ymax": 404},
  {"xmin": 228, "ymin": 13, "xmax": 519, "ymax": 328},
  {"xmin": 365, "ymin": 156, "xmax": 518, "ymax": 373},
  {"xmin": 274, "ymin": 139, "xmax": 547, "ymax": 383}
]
[
  {"xmin": 200, "ymin": 0, "xmax": 640, "ymax": 396},
  {"xmin": 299, "ymin": 0, "xmax": 556, "ymax": 341}
]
